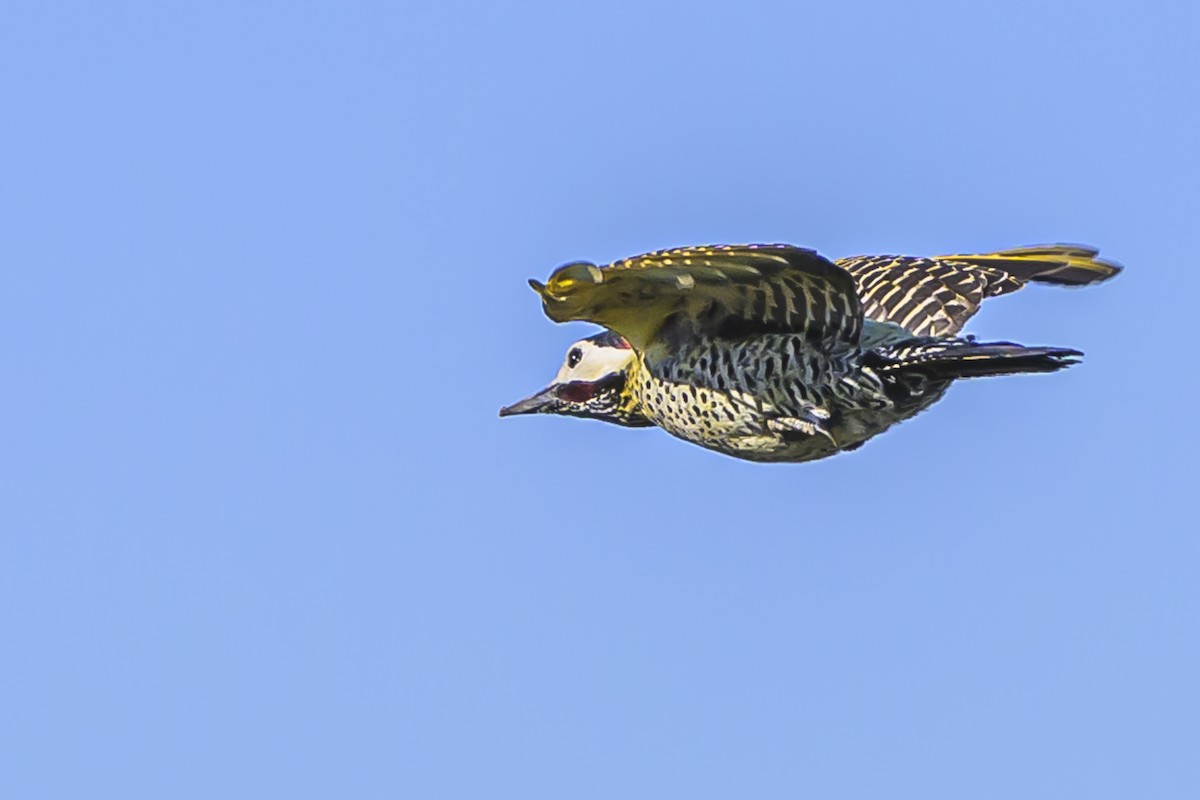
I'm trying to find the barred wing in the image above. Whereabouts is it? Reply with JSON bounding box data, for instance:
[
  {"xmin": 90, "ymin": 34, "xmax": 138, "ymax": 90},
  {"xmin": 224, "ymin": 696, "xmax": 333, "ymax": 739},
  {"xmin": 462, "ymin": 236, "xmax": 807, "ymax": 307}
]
[
  {"xmin": 530, "ymin": 244, "xmax": 863, "ymax": 352},
  {"xmin": 837, "ymin": 244, "xmax": 1121, "ymax": 337}
]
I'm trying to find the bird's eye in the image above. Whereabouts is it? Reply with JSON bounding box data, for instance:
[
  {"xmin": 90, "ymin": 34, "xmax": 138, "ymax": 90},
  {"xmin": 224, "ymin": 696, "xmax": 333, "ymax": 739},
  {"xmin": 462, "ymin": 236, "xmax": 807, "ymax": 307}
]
[{"xmin": 567, "ymin": 348, "xmax": 582, "ymax": 368}]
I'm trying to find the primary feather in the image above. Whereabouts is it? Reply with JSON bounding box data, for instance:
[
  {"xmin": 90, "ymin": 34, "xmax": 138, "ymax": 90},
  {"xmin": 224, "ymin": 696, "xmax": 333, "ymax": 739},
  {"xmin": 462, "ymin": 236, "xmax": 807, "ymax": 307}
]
[{"xmin": 837, "ymin": 244, "xmax": 1122, "ymax": 337}]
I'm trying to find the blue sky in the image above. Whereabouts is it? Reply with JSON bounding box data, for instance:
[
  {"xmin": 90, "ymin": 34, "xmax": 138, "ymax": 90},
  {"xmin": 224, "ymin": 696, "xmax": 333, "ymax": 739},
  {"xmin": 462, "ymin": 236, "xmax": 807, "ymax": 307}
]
[{"xmin": 2, "ymin": 2, "xmax": 1197, "ymax": 797}]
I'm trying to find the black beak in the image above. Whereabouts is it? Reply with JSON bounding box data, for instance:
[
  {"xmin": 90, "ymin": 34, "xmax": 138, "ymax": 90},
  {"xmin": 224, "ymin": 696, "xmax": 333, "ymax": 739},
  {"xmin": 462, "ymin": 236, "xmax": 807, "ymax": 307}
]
[{"xmin": 499, "ymin": 384, "xmax": 560, "ymax": 417}]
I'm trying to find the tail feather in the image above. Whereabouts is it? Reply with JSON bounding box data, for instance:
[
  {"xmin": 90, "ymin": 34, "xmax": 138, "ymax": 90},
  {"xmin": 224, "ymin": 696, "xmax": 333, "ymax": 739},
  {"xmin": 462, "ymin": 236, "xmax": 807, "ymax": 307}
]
[
  {"xmin": 933, "ymin": 244, "xmax": 1122, "ymax": 287},
  {"xmin": 871, "ymin": 339, "xmax": 1083, "ymax": 381}
]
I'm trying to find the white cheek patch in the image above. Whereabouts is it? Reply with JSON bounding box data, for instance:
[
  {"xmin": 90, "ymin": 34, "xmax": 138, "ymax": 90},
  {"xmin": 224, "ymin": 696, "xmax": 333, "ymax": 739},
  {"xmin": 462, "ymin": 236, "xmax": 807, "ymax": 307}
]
[{"xmin": 553, "ymin": 340, "xmax": 634, "ymax": 383}]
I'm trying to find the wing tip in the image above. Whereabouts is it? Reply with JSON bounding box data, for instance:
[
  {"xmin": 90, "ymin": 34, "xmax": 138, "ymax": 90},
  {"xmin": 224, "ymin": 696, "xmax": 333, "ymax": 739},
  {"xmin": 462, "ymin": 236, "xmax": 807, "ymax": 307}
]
[{"xmin": 939, "ymin": 243, "xmax": 1124, "ymax": 286}]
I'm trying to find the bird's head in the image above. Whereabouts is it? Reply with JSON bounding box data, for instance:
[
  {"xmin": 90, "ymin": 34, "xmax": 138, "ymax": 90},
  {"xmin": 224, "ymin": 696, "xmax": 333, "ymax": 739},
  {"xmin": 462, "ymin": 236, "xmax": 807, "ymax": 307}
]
[{"xmin": 499, "ymin": 331, "xmax": 650, "ymax": 427}]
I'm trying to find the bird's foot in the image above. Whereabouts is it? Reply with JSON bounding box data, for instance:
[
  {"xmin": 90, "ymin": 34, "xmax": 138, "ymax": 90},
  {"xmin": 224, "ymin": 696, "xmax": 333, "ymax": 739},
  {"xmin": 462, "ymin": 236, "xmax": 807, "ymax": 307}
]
[{"xmin": 768, "ymin": 406, "xmax": 838, "ymax": 447}]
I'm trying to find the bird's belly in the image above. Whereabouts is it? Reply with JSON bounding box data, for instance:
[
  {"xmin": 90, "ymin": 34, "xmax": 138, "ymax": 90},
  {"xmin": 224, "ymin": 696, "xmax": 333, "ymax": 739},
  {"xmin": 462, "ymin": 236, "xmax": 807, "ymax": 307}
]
[
  {"xmin": 634, "ymin": 373, "xmax": 835, "ymax": 462},
  {"xmin": 635, "ymin": 371, "xmax": 947, "ymax": 463},
  {"xmin": 636, "ymin": 374, "xmax": 760, "ymax": 442}
]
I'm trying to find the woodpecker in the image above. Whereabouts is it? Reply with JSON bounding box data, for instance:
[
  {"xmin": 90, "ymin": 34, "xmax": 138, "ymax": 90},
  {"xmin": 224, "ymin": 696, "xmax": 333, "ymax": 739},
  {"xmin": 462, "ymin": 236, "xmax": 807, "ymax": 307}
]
[{"xmin": 501, "ymin": 244, "xmax": 1120, "ymax": 462}]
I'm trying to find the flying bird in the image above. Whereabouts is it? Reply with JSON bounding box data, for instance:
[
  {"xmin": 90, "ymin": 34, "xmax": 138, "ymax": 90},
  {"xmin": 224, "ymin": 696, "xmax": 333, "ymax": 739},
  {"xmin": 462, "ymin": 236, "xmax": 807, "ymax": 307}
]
[{"xmin": 501, "ymin": 244, "xmax": 1120, "ymax": 462}]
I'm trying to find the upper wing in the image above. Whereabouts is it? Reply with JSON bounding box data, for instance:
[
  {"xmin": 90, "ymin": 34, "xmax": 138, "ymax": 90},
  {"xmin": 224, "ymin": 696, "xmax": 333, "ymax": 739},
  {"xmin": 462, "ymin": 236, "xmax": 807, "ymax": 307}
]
[
  {"xmin": 530, "ymin": 244, "xmax": 863, "ymax": 352},
  {"xmin": 837, "ymin": 244, "xmax": 1121, "ymax": 337}
]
